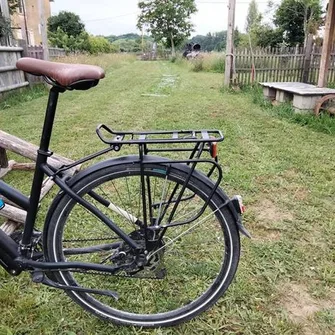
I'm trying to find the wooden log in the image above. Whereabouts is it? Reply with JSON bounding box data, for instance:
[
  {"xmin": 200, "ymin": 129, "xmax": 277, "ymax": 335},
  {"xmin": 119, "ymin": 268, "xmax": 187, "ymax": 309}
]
[
  {"xmin": 0, "ymin": 130, "xmax": 79, "ymax": 175},
  {"xmin": 12, "ymin": 162, "xmax": 36, "ymax": 170},
  {"xmin": 0, "ymin": 203, "xmax": 26, "ymax": 224},
  {"xmin": 0, "ymin": 220, "xmax": 21, "ymax": 235}
]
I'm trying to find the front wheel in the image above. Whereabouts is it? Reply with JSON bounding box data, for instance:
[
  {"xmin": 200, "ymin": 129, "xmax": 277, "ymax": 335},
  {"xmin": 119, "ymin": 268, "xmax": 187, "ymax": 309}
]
[{"xmin": 44, "ymin": 159, "xmax": 240, "ymax": 327}]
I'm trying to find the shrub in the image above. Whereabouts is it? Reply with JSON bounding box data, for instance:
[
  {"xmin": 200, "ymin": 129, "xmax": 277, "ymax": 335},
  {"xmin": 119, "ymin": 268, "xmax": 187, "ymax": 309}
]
[{"xmin": 88, "ymin": 36, "xmax": 115, "ymax": 54}]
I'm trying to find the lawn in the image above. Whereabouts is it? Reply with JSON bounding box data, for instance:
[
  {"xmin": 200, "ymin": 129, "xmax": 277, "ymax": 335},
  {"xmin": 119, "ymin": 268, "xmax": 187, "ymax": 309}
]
[{"xmin": 0, "ymin": 54, "xmax": 334, "ymax": 335}]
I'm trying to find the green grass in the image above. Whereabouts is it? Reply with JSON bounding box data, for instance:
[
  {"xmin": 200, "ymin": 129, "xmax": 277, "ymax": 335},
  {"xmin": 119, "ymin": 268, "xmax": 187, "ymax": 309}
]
[
  {"xmin": 247, "ymin": 85, "xmax": 335, "ymax": 135},
  {"xmin": 0, "ymin": 57, "xmax": 335, "ymax": 334},
  {"xmin": 0, "ymin": 84, "xmax": 47, "ymax": 110},
  {"xmin": 173, "ymin": 53, "xmax": 225, "ymax": 73}
]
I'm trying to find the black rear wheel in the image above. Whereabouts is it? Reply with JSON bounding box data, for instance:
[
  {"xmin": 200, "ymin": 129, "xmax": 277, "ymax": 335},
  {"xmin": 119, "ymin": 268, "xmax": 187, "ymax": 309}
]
[{"xmin": 44, "ymin": 160, "xmax": 240, "ymax": 327}]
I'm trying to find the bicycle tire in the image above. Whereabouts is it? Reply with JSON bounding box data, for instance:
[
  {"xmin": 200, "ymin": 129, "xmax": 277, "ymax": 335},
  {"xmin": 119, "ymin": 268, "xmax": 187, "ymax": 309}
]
[{"xmin": 44, "ymin": 157, "xmax": 240, "ymax": 327}]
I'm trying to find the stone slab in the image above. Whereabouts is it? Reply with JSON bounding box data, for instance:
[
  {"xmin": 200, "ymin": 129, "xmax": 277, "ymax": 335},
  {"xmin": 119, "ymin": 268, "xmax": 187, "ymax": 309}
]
[{"xmin": 260, "ymin": 82, "xmax": 335, "ymax": 96}]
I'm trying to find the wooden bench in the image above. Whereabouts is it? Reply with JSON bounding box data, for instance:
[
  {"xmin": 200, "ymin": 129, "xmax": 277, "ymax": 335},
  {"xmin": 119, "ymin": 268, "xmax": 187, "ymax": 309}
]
[{"xmin": 260, "ymin": 82, "xmax": 335, "ymax": 112}]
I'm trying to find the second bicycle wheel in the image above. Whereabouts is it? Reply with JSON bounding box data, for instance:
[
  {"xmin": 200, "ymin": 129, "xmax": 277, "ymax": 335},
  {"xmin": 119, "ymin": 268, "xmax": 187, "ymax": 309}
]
[{"xmin": 44, "ymin": 157, "xmax": 240, "ymax": 327}]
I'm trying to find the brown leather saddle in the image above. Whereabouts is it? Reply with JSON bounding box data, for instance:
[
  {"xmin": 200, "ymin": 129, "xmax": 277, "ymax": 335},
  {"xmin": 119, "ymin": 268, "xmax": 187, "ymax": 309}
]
[{"xmin": 16, "ymin": 57, "xmax": 105, "ymax": 91}]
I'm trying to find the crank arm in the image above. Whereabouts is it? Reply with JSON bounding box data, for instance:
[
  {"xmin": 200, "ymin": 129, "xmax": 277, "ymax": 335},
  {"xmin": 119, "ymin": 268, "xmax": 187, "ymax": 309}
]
[{"xmin": 32, "ymin": 271, "xmax": 119, "ymax": 299}]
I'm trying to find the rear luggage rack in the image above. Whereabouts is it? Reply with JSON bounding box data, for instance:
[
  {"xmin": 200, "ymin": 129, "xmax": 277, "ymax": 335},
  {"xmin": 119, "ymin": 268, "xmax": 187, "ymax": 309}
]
[{"xmin": 96, "ymin": 124, "xmax": 224, "ymax": 146}]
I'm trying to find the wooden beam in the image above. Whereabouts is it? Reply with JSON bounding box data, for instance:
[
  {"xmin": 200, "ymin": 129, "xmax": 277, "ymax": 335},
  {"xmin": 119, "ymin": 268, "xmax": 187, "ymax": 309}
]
[
  {"xmin": 318, "ymin": 0, "xmax": 335, "ymax": 87},
  {"xmin": 224, "ymin": 0, "xmax": 236, "ymax": 86},
  {"xmin": 0, "ymin": 130, "xmax": 77, "ymax": 174}
]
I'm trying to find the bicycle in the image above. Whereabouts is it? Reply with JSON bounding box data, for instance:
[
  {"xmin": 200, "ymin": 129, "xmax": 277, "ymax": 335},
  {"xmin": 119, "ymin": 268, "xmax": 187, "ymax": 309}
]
[{"xmin": 0, "ymin": 57, "xmax": 250, "ymax": 328}]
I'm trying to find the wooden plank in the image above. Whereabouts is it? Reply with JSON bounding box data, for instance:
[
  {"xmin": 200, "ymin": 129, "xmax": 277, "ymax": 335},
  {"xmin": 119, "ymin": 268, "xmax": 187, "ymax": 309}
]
[
  {"xmin": 0, "ymin": 46, "xmax": 23, "ymax": 52},
  {"xmin": 0, "ymin": 82, "xmax": 29, "ymax": 94},
  {"xmin": 303, "ymin": 34, "xmax": 314, "ymax": 83},
  {"xmin": 0, "ymin": 66, "xmax": 17, "ymax": 72}
]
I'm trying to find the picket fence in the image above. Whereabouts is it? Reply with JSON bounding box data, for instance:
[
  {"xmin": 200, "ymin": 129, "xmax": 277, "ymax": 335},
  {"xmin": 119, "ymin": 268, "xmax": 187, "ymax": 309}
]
[
  {"xmin": 234, "ymin": 44, "xmax": 335, "ymax": 85},
  {"xmin": 0, "ymin": 45, "xmax": 66, "ymax": 95}
]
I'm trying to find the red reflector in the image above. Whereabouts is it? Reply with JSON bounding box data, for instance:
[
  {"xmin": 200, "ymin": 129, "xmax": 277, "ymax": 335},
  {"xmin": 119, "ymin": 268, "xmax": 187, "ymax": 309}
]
[
  {"xmin": 236, "ymin": 195, "xmax": 245, "ymax": 213},
  {"xmin": 210, "ymin": 142, "xmax": 218, "ymax": 158}
]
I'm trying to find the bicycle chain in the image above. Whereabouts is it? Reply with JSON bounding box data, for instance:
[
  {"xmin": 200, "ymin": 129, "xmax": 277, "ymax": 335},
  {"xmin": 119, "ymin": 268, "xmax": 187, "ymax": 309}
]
[
  {"xmin": 69, "ymin": 269, "xmax": 162, "ymax": 280},
  {"xmin": 61, "ymin": 237, "xmax": 162, "ymax": 280}
]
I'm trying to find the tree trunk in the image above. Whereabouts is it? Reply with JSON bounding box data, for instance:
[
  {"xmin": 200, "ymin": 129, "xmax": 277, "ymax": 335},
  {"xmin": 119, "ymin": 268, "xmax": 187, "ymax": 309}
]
[{"xmin": 170, "ymin": 33, "xmax": 175, "ymax": 57}]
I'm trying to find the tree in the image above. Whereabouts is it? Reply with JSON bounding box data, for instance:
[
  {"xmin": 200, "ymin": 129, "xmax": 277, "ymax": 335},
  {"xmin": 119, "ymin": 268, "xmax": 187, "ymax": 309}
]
[
  {"xmin": 48, "ymin": 11, "xmax": 85, "ymax": 38},
  {"xmin": 274, "ymin": 0, "xmax": 323, "ymax": 46},
  {"xmin": 48, "ymin": 27, "xmax": 90, "ymax": 51},
  {"xmin": 88, "ymin": 36, "xmax": 115, "ymax": 54},
  {"xmin": 245, "ymin": 0, "xmax": 262, "ymax": 32},
  {"xmin": 112, "ymin": 39, "xmax": 141, "ymax": 52},
  {"xmin": 137, "ymin": 0, "xmax": 197, "ymax": 56},
  {"xmin": 252, "ymin": 25, "xmax": 284, "ymax": 48}
]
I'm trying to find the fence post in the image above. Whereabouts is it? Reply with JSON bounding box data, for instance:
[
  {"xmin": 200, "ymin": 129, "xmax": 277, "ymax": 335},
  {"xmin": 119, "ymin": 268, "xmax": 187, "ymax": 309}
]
[
  {"xmin": 18, "ymin": 39, "xmax": 28, "ymax": 56},
  {"xmin": 302, "ymin": 34, "xmax": 313, "ymax": 83}
]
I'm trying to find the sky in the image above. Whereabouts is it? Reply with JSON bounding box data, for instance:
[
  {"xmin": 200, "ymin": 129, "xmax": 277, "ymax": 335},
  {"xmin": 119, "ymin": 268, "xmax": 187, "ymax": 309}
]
[{"xmin": 50, "ymin": 0, "xmax": 273, "ymax": 37}]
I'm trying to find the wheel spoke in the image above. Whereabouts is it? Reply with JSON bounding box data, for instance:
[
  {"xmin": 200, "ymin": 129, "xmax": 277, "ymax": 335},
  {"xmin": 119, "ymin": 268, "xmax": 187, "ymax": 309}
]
[{"xmin": 47, "ymin": 163, "xmax": 239, "ymax": 325}]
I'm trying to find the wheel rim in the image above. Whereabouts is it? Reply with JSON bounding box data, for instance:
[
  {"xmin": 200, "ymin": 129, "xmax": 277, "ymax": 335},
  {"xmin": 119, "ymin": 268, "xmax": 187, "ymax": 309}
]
[{"xmin": 50, "ymin": 166, "xmax": 234, "ymax": 324}]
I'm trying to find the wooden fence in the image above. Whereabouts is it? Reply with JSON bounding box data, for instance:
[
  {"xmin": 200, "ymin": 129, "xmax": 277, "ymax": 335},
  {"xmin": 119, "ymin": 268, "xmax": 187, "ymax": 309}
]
[
  {"xmin": 27, "ymin": 46, "xmax": 67, "ymax": 59},
  {"xmin": 0, "ymin": 46, "xmax": 28, "ymax": 96},
  {"xmin": 234, "ymin": 45, "xmax": 335, "ymax": 86},
  {"xmin": 49, "ymin": 47, "xmax": 66, "ymax": 58},
  {"xmin": 0, "ymin": 44, "xmax": 67, "ymax": 95}
]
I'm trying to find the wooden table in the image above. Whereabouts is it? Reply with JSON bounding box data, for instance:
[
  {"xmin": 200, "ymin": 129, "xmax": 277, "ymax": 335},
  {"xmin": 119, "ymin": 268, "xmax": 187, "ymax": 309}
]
[{"xmin": 260, "ymin": 82, "xmax": 335, "ymax": 112}]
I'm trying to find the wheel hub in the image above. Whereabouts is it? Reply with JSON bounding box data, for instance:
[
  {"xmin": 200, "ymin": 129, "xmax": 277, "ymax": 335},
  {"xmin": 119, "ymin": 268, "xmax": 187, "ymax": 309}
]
[{"xmin": 111, "ymin": 229, "xmax": 166, "ymax": 279}]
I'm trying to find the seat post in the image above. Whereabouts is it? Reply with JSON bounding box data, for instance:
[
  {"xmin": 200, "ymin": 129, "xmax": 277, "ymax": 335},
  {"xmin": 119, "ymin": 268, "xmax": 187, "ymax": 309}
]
[{"xmin": 21, "ymin": 87, "xmax": 61, "ymax": 249}]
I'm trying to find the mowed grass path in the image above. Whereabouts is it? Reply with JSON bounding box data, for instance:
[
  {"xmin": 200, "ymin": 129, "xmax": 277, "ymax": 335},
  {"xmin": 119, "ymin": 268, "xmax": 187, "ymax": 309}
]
[{"xmin": 0, "ymin": 58, "xmax": 334, "ymax": 334}]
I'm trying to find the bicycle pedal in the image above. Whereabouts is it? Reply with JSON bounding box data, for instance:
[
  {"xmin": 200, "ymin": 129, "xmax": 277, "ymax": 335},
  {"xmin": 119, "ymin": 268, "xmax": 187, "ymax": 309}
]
[{"xmin": 32, "ymin": 271, "xmax": 119, "ymax": 299}]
